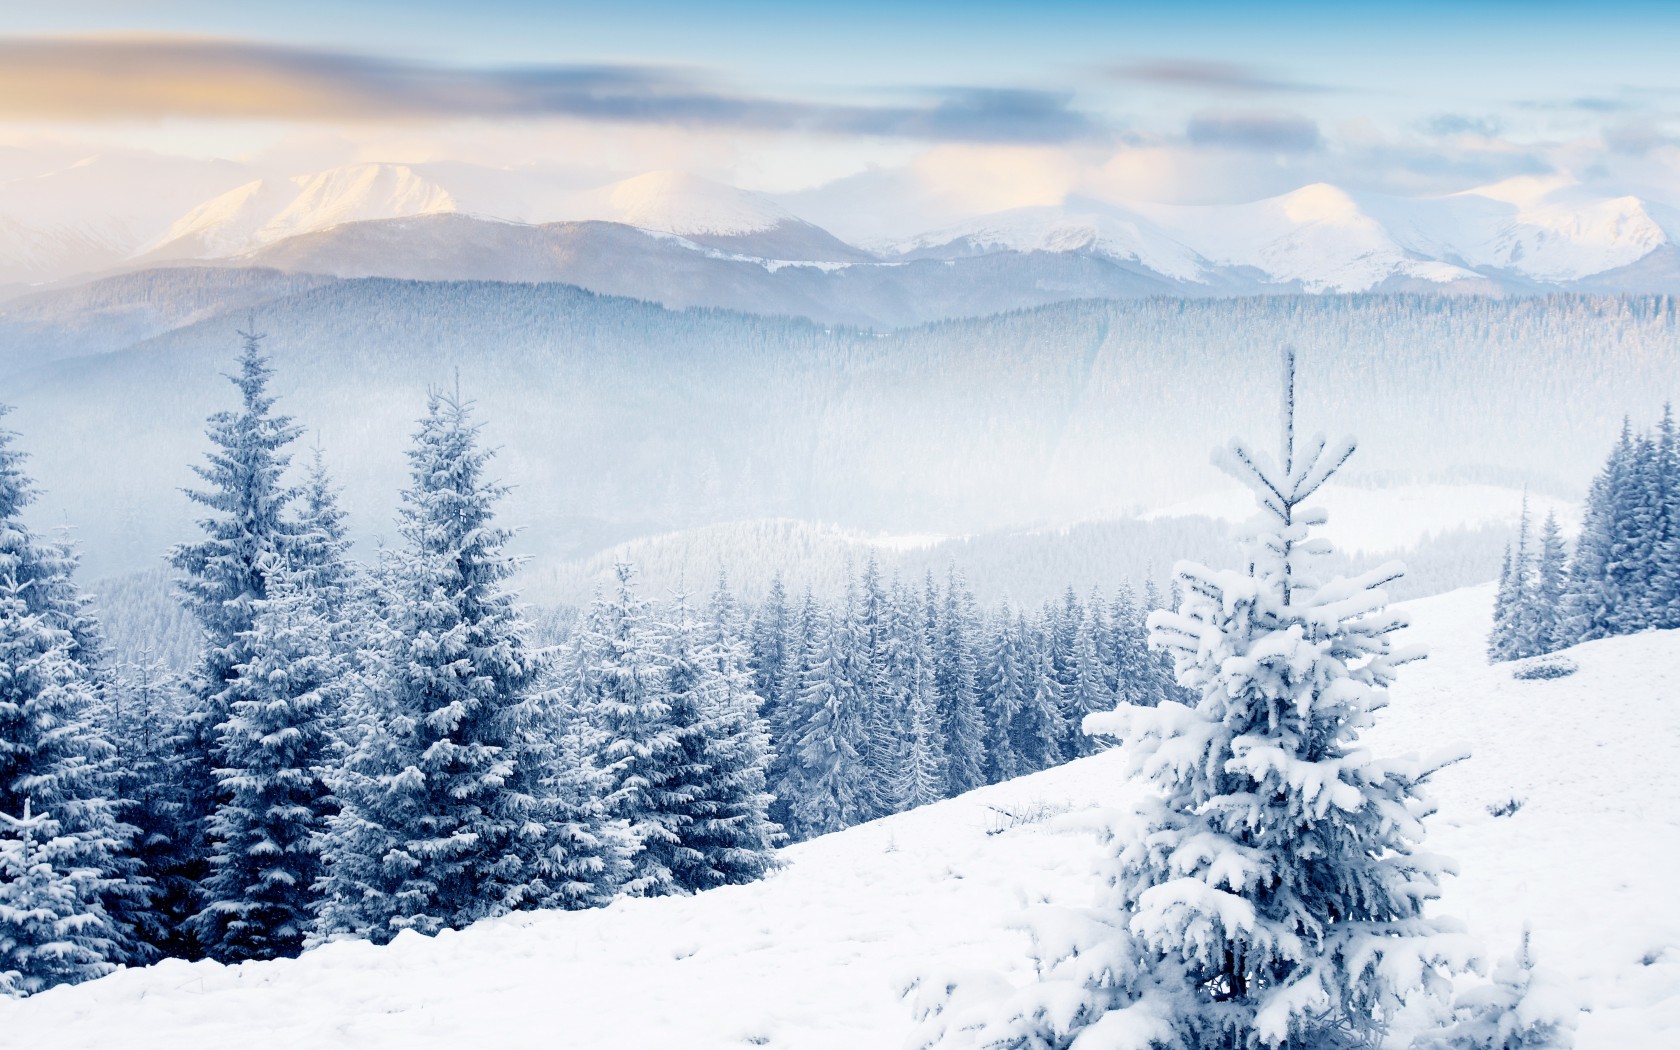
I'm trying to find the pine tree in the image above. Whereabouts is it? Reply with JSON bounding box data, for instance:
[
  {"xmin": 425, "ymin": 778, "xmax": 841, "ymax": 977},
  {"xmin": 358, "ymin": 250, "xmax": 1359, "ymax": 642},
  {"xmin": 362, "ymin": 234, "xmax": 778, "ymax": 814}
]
[
  {"xmin": 1106, "ymin": 585, "xmax": 1158, "ymax": 708},
  {"xmin": 880, "ymin": 581, "xmax": 946, "ymax": 812},
  {"xmin": 943, "ymin": 350, "xmax": 1470, "ymax": 1048},
  {"xmin": 783, "ymin": 600, "xmax": 873, "ymax": 840},
  {"xmin": 978, "ymin": 603, "xmax": 1026, "ymax": 784},
  {"xmin": 653, "ymin": 584, "xmax": 780, "ymax": 891},
  {"xmin": 1652, "ymin": 406, "xmax": 1680, "ymax": 630},
  {"xmin": 747, "ymin": 573, "xmax": 792, "ymax": 729},
  {"xmin": 0, "ymin": 417, "xmax": 127, "ymax": 983},
  {"xmin": 766, "ymin": 587, "xmax": 820, "ymax": 834},
  {"xmin": 588, "ymin": 563, "xmax": 688, "ymax": 897},
  {"xmin": 1531, "ymin": 513, "xmax": 1568, "ymax": 655},
  {"xmin": 105, "ymin": 654, "xmax": 191, "ymax": 961},
  {"xmin": 1064, "ymin": 604, "xmax": 1114, "ymax": 758},
  {"xmin": 1008, "ymin": 614, "xmax": 1065, "ymax": 774},
  {"xmin": 167, "ymin": 331, "xmax": 303, "ymax": 945},
  {"xmin": 194, "ymin": 566, "xmax": 342, "ymax": 961},
  {"xmin": 1563, "ymin": 423, "xmax": 1637, "ymax": 644},
  {"xmin": 933, "ymin": 566, "xmax": 987, "ymax": 796},
  {"xmin": 1488, "ymin": 545, "xmax": 1519, "ymax": 662},
  {"xmin": 315, "ymin": 393, "xmax": 574, "ymax": 942},
  {"xmin": 0, "ymin": 799, "xmax": 115, "ymax": 997}
]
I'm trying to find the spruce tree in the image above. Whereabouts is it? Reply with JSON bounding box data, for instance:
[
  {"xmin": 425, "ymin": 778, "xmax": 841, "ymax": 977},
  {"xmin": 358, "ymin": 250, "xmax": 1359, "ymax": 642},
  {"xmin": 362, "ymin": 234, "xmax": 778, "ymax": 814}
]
[
  {"xmin": 766, "ymin": 587, "xmax": 821, "ymax": 834},
  {"xmin": 933, "ymin": 566, "xmax": 987, "ymax": 796},
  {"xmin": 1563, "ymin": 423, "xmax": 1636, "ymax": 644},
  {"xmin": 195, "ymin": 566, "xmax": 342, "ymax": 961},
  {"xmin": 0, "ymin": 799, "xmax": 115, "ymax": 997},
  {"xmin": 315, "ymin": 393, "xmax": 574, "ymax": 942},
  {"xmin": 1487, "ymin": 545, "xmax": 1519, "ymax": 662},
  {"xmin": 1652, "ymin": 406, "xmax": 1680, "ymax": 629},
  {"xmin": 880, "ymin": 582, "xmax": 946, "ymax": 811},
  {"xmin": 588, "ymin": 563, "xmax": 687, "ymax": 897},
  {"xmin": 1008, "ymin": 614, "xmax": 1065, "ymax": 774},
  {"xmin": 167, "ymin": 331, "xmax": 303, "ymax": 945},
  {"xmin": 0, "ymin": 417, "xmax": 127, "ymax": 984},
  {"xmin": 978, "ymin": 604, "xmax": 1026, "ymax": 785},
  {"xmin": 783, "ymin": 601, "xmax": 873, "ymax": 839},
  {"xmin": 105, "ymin": 654, "xmax": 191, "ymax": 961},
  {"xmin": 938, "ymin": 351, "xmax": 1470, "ymax": 1047},
  {"xmin": 1531, "ymin": 513, "xmax": 1568, "ymax": 655}
]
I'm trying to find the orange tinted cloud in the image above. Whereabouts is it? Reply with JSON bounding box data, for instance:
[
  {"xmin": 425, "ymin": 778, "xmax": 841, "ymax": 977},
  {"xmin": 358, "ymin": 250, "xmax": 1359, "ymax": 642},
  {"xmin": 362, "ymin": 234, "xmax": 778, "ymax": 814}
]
[{"xmin": 0, "ymin": 34, "xmax": 1103, "ymax": 144}]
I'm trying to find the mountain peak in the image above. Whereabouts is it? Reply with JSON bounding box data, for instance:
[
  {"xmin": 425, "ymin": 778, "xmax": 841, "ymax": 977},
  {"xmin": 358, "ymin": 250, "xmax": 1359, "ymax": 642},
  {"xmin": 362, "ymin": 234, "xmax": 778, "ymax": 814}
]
[{"xmin": 598, "ymin": 170, "xmax": 797, "ymax": 236}]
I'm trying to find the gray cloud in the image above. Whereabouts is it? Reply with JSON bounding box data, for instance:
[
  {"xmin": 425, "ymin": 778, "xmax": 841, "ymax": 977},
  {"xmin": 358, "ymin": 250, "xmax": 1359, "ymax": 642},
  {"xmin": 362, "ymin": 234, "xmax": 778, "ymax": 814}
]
[
  {"xmin": 1110, "ymin": 59, "xmax": 1333, "ymax": 94},
  {"xmin": 1603, "ymin": 121, "xmax": 1679, "ymax": 155},
  {"xmin": 0, "ymin": 35, "xmax": 1101, "ymax": 144},
  {"xmin": 1424, "ymin": 113, "xmax": 1504, "ymax": 137},
  {"xmin": 1186, "ymin": 111, "xmax": 1322, "ymax": 152}
]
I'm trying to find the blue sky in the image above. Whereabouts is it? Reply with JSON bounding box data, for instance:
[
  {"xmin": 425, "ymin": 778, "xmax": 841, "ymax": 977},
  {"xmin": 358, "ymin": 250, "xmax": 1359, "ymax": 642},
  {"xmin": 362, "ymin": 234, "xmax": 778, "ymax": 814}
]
[{"xmin": 2, "ymin": 2, "xmax": 1677, "ymax": 205}]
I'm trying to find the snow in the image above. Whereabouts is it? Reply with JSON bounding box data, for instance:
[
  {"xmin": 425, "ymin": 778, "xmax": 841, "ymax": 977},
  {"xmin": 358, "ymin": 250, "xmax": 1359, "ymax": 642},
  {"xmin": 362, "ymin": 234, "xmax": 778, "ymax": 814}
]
[
  {"xmin": 587, "ymin": 170, "xmax": 798, "ymax": 237},
  {"xmin": 5, "ymin": 583, "xmax": 1674, "ymax": 1047},
  {"xmin": 895, "ymin": 202, "xmax": 1210, "ymax": 283},
  {"xmin": 140, "ymin": 164, "xmax": 460, "ymax": 260},
  {"xmin": 894, "ymin": 178, "xmax": 1679, "ymax": 292}
]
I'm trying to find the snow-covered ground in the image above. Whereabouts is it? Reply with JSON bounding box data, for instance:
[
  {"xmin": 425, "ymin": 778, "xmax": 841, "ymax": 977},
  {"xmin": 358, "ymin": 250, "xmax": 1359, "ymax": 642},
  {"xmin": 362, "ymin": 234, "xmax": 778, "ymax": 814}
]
[{"xmin": 6, "ymin": 584, "xmax": 1676, "ymax": 1048}]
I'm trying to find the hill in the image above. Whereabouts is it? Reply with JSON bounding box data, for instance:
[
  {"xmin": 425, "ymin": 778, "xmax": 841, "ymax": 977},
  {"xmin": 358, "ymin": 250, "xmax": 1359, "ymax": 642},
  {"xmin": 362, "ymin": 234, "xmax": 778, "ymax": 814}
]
[{"xmin": 4, "ymin": 584, "xmax": 1673, "ymax": 1047}]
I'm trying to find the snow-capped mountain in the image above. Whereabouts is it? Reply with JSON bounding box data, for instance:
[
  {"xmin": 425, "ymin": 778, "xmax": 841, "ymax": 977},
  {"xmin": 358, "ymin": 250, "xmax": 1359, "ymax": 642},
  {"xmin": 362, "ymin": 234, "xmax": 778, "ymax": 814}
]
[
  {"xmin": 890, "ymin": 177, "xmax": 1680, "ymax": 295},
  {"xmin": 4, "ymin": 158, "xmax": 1679, "ymax": 301},
  {"xmin": 139, "ymin": 164, "xmax": 459, "ymax": 260}
]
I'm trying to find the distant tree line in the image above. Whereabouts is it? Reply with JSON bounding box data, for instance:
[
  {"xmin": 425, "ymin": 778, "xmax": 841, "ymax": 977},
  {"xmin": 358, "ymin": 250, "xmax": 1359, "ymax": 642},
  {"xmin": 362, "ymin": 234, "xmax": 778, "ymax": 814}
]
[
  {"xmin": 0, "ymin": 334, "xmax": 1182, "ymax": 996},
  {"xmin": 1489, "ymin": 409, "xmax": 1680, "ymax": 661}
]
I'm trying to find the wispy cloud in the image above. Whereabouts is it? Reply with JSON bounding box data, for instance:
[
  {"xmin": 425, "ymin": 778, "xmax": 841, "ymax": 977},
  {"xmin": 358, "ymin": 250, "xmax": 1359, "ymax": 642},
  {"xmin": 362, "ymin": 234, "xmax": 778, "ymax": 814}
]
[
  {"xmin": 1186, "ymin": 111, "xmax": 1321, "ymax": 152},
  {"xmin": 1109, "ymin": 59, "xmax": 1333, "ymax": 94},
  {"xmin": 1423, "ymin": 113, "xmax": 1504, "ymax": 138},
  {"xmin": 0, "ymin": 35, "xmax": 1102, "ymax": 144}
]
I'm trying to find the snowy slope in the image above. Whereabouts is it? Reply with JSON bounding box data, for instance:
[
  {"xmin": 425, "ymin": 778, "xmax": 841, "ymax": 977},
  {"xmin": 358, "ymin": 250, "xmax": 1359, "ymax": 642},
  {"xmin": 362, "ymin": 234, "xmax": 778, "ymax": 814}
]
[{"xmin": 5, "ymin": 584, "xmax": 1675, "ymax": 1048}]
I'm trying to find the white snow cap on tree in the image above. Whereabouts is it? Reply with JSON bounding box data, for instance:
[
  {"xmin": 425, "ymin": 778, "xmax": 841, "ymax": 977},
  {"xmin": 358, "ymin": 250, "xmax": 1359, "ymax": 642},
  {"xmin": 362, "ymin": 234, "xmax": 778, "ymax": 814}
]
[{"xmin": 913, "ymin": 347, "xmax": 1478, "ymax": 1050}]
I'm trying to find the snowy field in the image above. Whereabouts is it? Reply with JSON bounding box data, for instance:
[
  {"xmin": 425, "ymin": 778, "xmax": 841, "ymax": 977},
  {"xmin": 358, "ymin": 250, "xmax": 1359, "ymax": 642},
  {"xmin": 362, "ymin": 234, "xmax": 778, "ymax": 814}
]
[{"xmin": 6, "ymin": 583, "xmax": 1675, "ymax": 1048}]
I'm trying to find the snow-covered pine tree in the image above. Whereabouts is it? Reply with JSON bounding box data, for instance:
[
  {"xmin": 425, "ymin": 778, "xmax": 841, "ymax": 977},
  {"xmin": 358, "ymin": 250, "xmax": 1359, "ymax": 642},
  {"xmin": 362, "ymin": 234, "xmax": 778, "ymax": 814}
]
[
  {"xmin": 167, "ymin": 331, "xmax": 303, "ymax": 945},
  {"xmin": 1563, "ymin": 423, "xmax": 1636, "ymax": 645},
  {"xmin": 1650, "ymin": 406, "xmax": 1680, "ymax": 631},
  {"xmin": 951, "ymin": 349, "xmax": 1469, "ymax": 1048},
  {"xmin": 0, "ymin": 417, "xmax": 128, "ymax": 982},
  {"xmin": 105, "ymin": 654, "xmax": 190, "ymax": 960},
  {"xmin": 1106, "ymin": 585, "xmax": 1157, "ymax": 708},
  {"xmin": 855, "ymin": 557, "xmax": 899, "ymax": 819},
  {"xmin": 783, "ymin": 594, "xmax": 873, "ymax": 840},
  {"xmin": 766, "ymin": 587, "xmax": 821, "ymax": 834},
  {"xmin": 880, "ymin": 581, "xmax": 946, "ymax": 812},
  {"xmin": 1008, "ymin": 613, "xmax": 1065, "ymax": 774},
  {"xmin": 588, "ymin": 563, "xmax": 687, "ymax": 897},
  {"xmin": 1063, "ymin": 601, "xmax": 1114, "ymax": 759},
  {"xmin": 933, "ymin": 566, "xmax": 987, "ymax": 796},
  {"xmin": 1505, "ymin": 500, "xmax": 1543, "ymax": 660},
  {"xmin": 1530, "ymin": 513, "xmax": 1568, "ymax": 657},
  {"xmin": 194, "ymin": 565, "xmax": 343, "ymax": 961},
  {"xmin": 747, "ymin": 572, "xmax": 792, "ymax": 729},
  {"xmin": 978, "ymin": 602, "xmax": 1026, "ymax": 785},
  {"xmin": 1487, "ymin": 545, "xmax": 1519, "ymax": 662},
  {"xmin": 0, "ymin": 799, "xmax": 115, "ymax": 997},
  {"xmin": 314, "ymin": 392, "xmax": 570, "ymax": 942},
  {"xmin": 643, "ymin": 583, "xmax": 779, "ymax": 892}
]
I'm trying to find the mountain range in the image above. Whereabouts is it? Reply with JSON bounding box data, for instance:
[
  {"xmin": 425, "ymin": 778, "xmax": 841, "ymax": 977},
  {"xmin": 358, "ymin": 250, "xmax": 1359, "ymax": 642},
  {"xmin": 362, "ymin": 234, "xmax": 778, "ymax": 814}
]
[{"xmin": 6, "ymin": 158, "xmax": 1680, "ymax": 324}]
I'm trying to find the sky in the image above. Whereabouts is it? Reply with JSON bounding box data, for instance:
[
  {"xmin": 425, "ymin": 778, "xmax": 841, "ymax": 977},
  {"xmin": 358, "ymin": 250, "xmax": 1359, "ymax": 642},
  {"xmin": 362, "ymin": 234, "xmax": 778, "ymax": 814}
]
[{"xmin": 2, "ymin": 1, "xmax": 1678, "ymax": 211}]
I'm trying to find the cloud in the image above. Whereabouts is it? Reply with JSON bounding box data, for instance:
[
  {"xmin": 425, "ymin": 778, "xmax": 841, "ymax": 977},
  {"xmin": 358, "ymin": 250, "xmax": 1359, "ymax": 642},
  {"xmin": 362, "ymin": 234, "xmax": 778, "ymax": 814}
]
[
  {"xmin": 1515, "ymin": 96, "xmax": 1638, "ymax": 113},
  {"xmin": 1109, "ymin": 59, "xmax": 1332, "ymax": 94},
  {"xmin": 1423, "ymin": 113, "xmax": 1504, "ymax": 137},
  {"xmin": 1186, "ymin": 111, "xmax": 1321, "ymax": 152},
  {"xmin": 0, "ymin": 34, "xmax": 1102, "ymax": 144},
  {"xmin": 1603, "ymin": 121, "xmax": 1678, "ymax": 156}
]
